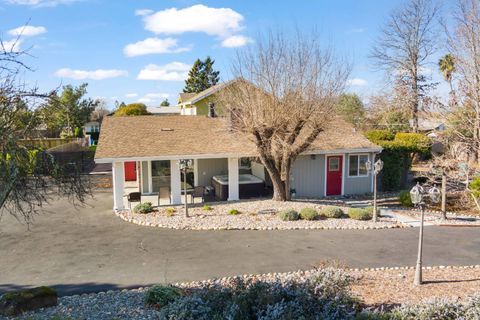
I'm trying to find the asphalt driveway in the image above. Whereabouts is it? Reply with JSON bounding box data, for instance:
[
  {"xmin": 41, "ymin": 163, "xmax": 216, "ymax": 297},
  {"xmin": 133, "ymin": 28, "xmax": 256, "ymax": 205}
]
[{"xmin": 1, "ymin": 190, "xmax": 480, "ymax": 296}]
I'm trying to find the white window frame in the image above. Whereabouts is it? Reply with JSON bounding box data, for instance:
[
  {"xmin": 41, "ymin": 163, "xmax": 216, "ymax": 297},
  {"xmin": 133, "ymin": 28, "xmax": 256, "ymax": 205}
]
[{"xmin": 348, "ymin": 154, "xmax": 369, "ymax": 178}]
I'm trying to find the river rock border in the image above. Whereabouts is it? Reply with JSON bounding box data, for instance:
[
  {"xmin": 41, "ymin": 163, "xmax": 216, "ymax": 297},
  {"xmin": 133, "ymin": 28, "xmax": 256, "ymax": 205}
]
[{"xmin": 114, "ymin": 210, "xmax": 409, "ymax": 231}]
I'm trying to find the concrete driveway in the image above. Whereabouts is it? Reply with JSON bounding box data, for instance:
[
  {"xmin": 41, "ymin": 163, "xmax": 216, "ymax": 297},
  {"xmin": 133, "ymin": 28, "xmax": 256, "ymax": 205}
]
[{"xmin": 1, "ymin": 190, "xmax": 480, "ymax": 296}]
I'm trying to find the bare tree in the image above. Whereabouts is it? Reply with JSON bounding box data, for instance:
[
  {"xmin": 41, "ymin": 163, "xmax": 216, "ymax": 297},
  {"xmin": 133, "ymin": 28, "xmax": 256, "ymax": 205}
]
[
  {"xmin": 219, "ymin": 31, "xmax": 349, "ymax": 201},
  {"xmin": 371, "ymin": 0, "xmax": 440, "ymax": 133},
  {"xmin": 444, "ymin": 0, "xmax": 480, "ymax": 163},
  {"xmin": 0, "ymin": 39, "xmax": 91, "ymax": 225}
]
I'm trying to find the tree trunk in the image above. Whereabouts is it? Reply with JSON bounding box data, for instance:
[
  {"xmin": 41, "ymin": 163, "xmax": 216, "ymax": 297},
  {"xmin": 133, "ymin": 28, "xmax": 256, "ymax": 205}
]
[
  {"xmin": 411, "ymin": 71, "xmax": 419, "ymax": 133},
  {"xmin": 270, "ymin": 171, "xmax": 287, "ymax": 201}
]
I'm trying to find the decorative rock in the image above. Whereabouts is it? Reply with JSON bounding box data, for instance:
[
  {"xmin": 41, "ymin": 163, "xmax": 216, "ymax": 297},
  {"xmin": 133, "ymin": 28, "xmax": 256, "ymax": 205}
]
[{"xmin": 0, "ymin": 287, "xmax": 57, "ymax": 316}]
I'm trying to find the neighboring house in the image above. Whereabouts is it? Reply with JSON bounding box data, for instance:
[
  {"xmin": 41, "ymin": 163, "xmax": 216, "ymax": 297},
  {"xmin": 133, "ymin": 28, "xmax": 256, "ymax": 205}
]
[
  {"xmin": 177, "ymin": 81, "xmax": 233, "ymax": 116},
  {"xmin": 146, "ymin": 106, "xmax": 181, "ymax": 116},
  {"xmin": 95, "ymin": 114, "xmax": 382, "ymax": 210},
  {"xmin": 84, "ymin": 121, "xmax": 100, "ymax": 145},
  {"xmin": 410, "ymin": 118, "xmax": 446, "ymax": 138}
]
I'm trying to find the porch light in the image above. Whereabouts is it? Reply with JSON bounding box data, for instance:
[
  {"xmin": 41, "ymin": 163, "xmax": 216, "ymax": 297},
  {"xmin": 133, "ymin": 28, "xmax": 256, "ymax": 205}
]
[
  {"xmin": 410, "ymin": 182, "xmax": 424, "ymax": 205},
  {"xmin": 429, "ymin": 184, "xmax": 441, "ymax": 204},
  {"xmin": 373, "ymin": 159, "xmax": 384, "ymax": 174}
]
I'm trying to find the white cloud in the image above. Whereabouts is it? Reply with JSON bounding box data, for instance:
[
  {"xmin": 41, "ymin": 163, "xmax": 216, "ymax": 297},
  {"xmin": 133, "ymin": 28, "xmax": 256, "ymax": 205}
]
[
  {"xmin": 142, "ymin": 4, "xmax": 244, "ymax": 37},
  {"xmin": 2, "ymin": 39, "xmax": 22, "ymax": 52},
  {"xmin": 137, "ymin": 62, "xmax": 190, "ymax": 81},
  {"xmin": 8, "ymin": 25, "xmax": 47, "ymax": 37},
  {"xmin": 6, "ymin": 0, "xmax": 79, "ymax": 7},
  {"xmin": 137, "ymin": 93, "xmax": 170, "ymax": 104},
  {"xmin": 125, "ymin": 93, "xmax": 138, "ymax": 98},
  {"xmin": 221, "ymin": 35, "xmax": 253, "ymax": 48},
  {"xmin": 55, "ymin": 68, "xmax": 128, "ymax": 80},
  {"xmin": 123, "ymin": 37, "xmax": 191, "ymax": 57},
  {"xmin": 347, "ymin": 78, "xmax": 368, "ymax": 86},
  {"xmin": 135, "ymin": 8, "xmax": 153, "ymax": 16}
]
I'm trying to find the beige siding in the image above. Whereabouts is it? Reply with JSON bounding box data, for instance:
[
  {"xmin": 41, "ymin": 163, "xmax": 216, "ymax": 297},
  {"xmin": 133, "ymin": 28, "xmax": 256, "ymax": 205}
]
[
  {"xmin": 141, "ymin": 161, "xmax": 149, "ymax": 193},
  {"xmin": 196, "ymin": 158, "xmax": 228, "ymax": 187},
  {"xmin": 291, "ymin": 155, "xmax": 325, "ymax": 198},
  {"xmin": 343, "ymin": 153, "xmax": 373, "ymax": 195}
]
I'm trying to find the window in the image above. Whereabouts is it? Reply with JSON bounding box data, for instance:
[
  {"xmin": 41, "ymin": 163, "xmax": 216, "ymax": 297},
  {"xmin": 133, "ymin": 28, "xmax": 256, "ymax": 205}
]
[
  {"xmin": 328, "ymin": 157, "xmax": 340, "ymax": 171},
  {"xmin": 349, "ymin": 154, "xmax": 369, "ymax": 177}
]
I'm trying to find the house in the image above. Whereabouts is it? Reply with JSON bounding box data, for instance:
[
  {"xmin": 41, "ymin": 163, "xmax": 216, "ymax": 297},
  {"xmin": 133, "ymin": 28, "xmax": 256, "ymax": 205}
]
[
  {"xmin": 177, "ymin": 82, "xmax": 232, "ymax": 116},
  {"xmin": 95, "ymin": 114, "xmax": 382, "ymax": 210},
  {"xmin": 146, "ymin": 106, "xmax": 182, "ymax": 116},
  {"xmin": 83, "ymin": 121, "xmax": 100, "ymax": 146}
]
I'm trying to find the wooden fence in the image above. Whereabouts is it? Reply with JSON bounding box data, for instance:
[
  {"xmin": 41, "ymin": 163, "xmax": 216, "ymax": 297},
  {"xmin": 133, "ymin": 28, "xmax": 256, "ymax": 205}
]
[{"xmin": 19, "ymin": 138, "xmax": 87, "ymax": 149}]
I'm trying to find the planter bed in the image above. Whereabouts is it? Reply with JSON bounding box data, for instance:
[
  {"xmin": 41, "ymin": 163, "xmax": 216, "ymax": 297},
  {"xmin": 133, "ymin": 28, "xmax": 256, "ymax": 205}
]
[
  {"xmin": 397, "ymin": 208, "xmax": 480, "ymax": 226},
  {"xmin": 117, "ymin": 199, "xmax": 405, "ymax": 230}
]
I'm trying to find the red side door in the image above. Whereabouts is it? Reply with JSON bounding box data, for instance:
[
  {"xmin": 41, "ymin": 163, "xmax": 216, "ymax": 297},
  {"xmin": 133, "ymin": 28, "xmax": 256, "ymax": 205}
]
[
  {"xmin": 124, "ymin": 162, "xmax": 137, "ymax": 181},
  {"xmin": 326, "ymin": 156, "xmax": 342, "ymax": 196}
]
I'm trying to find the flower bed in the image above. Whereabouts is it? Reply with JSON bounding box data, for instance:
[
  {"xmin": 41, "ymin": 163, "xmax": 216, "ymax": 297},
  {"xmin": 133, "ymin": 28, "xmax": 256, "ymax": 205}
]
[{"xmin": 116, "ymin": 199, "xmax": 405, "ymax": 230}]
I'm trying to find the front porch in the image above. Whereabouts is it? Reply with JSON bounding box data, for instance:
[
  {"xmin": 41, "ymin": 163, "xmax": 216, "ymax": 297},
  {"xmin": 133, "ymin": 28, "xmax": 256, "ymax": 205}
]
[{"xmin": 112, "ymin": 157, "xmax": 269, "ymax": 210}]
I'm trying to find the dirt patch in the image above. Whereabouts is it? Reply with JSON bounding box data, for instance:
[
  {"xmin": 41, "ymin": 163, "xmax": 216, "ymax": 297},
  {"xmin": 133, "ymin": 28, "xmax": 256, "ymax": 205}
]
[{"xmin": 349, "ymin": 267, "xmax": 480, "ymax": 308}]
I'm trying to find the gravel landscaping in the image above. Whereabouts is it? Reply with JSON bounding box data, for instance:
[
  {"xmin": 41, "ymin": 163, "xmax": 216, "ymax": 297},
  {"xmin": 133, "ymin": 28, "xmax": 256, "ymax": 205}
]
[
  {"xmin": 397, "ymin": 209, "xmax": 480, "ymax": 226},
  {"xmin": 6, "ymin": 265, "xmax": 480, "ymax": 320},
  {"xmin": 117, "ymin": 199, "xmax": 405, "ymax": 230}
]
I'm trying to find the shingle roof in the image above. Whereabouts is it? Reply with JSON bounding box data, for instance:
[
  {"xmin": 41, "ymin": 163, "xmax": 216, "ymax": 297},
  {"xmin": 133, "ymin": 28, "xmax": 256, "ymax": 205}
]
[
  {"xmin": 178, "ymin": 92, "xmax": 196, "ymax": 102},
  {"xmin": 95, "ymin": 115, "xmax": 381, "ymax": 162}
]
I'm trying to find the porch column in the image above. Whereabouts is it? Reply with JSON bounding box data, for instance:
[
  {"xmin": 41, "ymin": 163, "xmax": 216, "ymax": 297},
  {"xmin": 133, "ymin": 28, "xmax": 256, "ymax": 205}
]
[
  {"xmin": 228, "ymin": 157, "xmax": 239, "ymax": 201},
  {"xmin": 112, "ymin": 161, "xmax": 125, "ymax": 210},
  {"xmin": 170, "ymin": 160, "xmax": 182, "ymax": 204}
]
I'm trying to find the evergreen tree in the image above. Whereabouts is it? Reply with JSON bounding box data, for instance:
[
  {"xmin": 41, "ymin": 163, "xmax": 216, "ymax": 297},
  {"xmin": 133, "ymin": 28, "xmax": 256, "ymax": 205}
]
[
  {"xmin": 160, "ymin": 99, "xmax": 170, "ymax": 106},
  {"xmin": 183, "ymin": 56, "xmax": 220, "ymax": 93}
]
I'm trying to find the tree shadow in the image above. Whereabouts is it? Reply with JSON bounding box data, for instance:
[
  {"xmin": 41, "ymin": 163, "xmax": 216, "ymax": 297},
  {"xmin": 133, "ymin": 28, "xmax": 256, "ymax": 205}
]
[{"xmin": 423, "ymin": 278, "xmax": 480, "ymax": 284}]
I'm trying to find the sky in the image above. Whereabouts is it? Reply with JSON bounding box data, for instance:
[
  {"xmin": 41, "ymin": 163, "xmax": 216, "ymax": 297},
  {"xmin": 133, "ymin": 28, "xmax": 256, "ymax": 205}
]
[{"xmin": 0, "ymin": 0, "xmax": 452, "ymax": 109}]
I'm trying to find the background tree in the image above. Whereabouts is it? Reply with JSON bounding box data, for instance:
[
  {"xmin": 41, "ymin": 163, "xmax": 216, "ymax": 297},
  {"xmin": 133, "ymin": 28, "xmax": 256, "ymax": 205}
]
[
  {"xmin": 0, "ymin": 40, "xmax": 90, "ymax": 224},
  {"xmin": 335, "ymin": 93, "xmax": 365, "ymax": 128},
  {"xmin": 160, "ymin": 98, "xmax": 170, "ymax": 106},
  {"xmin": 219, "ymin": 31, "xmax": 349, "ymax": 201},
  {"xmin": 183, "ymin": 56, "xmax": 220, "ymax": 93},
  {"xmin": 370, "ymin": 0, "xmax": 440, "ymax": 133},
  {"xmin": 114, "ymin": 103, "xmax": 150, "ymax": 116},
  {"xmin": 444, "ymin": 0, "xmax": 480, "ymax": 163},
  {"xmin": 439, "ymin": 53, "xmax": 456, "ymax": 94},
  {"xmin": 90, "ymin": 99, "xmax": 111, "ymax": 124},
  {"xmin": 41, "ymin": 83, "xmax": 97, "ymax": 137}
]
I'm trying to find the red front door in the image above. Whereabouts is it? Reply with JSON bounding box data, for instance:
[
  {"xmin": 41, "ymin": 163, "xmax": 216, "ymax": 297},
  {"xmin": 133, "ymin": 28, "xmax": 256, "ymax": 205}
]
[
  {"xmin": 124, "ymin": 162, "xmax": 137, "ymax": 181},
  {"xmin": 326, "ymin": 156, "xmax": 342, "ymax": 196}
]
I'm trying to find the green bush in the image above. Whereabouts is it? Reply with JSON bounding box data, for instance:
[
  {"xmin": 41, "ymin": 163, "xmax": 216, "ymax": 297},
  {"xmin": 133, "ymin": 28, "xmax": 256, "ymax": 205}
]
[
  {"xmin": 165, "ymin": 207, "xmax": 176, "ymax": 216},
  {"xmin": 399, "ymin": 190, "xmax": 413, "ymax": 207},
  {"xmin": 299, "ymin": 207, "xmax": 319, "ymax": 220},
  {"xmin": 320, "ymin": 206, "xmax": 344, "ymax": 218},
  {"xmin": 364, "ymin": 129, "xmax": 395, "ymax": 143},
  {"xmin": 348, "ymin": 208, "xmax": 373, "ymax": 221},
  {"xmin": 133, "ymin": 202, "xmax": 154, "ymax": 214},
  {"xmin": 279, "ymin": 209, "xmax": 300, "ymax": 221},
  {"xmin": 202, "ymin": 205, "xmax": 213, "ymax": 211},
  {"xmin": 145, "ymin": 285, "xmax": 182, "ymax": 309},
  {"xmin": 228, "ymin": 209, "xmax": 239, "ymax": 215},
  {"xmin": 469, "ymin": 177, "xmax": 480, "ymax": 199}
]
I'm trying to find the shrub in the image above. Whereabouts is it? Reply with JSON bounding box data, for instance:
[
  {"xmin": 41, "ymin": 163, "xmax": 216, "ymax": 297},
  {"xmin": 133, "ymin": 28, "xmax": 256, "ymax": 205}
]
[
  {"xmin": 134, "ymin": 202, "xmax": 153, "ymax": 214},
  {"xmin": 145, "ymin": 285, "xmax": 182, "ymax": 309},
  {"xmin": 202, "ymin": 205, "xmax": 213, "ymax": 211},
  {"xmin": 348, "ymin": 208, "xmax": 373, "ymax": 221},
  {"xmin": 228, "ymin": 209, "xmax": 239, "ymax": 215},
  {"xmin": 299, "ymin": 207, "xmax": 319, "ymax": 221},
  {"xmin": 278, "ymin": 209, "xmax": 299, "ymax": 221},
  {"xmin": 165, "ymin": 207, "xmax": 176, "ymax": 216},
  {"xmin": 320, "ymin": 206, "xmax": 344, "ymax": 218},
  {"xmin": 364, "ymin": 129, "xmax": 395, "ymax": 143},
  {"xmin": 114, "ymin": 103, "xmax": 151, "ymax": 116},
  {"xmin": 399, "ymin": 190, "xmax": 413, "ymax": 207}
]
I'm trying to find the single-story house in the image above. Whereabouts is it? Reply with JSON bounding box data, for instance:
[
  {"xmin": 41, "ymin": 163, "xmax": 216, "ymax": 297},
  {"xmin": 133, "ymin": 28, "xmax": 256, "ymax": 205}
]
[
  {"xmin": 146, "ymin": 106, "xmax": 181, "ymax": 115},
  {"xmin": 95, "ymin": 115, "xmax": 382, "ymax": 210}
]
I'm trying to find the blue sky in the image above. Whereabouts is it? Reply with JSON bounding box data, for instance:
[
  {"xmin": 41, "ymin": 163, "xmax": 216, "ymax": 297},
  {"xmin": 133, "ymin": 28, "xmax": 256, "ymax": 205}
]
[{"xmin": 1, "ymin": 0, "xmax": 451, "ymax": 109}]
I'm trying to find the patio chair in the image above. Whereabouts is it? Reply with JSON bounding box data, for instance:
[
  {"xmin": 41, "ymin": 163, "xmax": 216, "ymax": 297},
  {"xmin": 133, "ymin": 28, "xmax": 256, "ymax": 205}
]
[
  {"xmin": 191, "ymin": 186, "xmax": 205, "ymax": 203},
  {"xmin": 127, "ymin": 192, "xmax": 141, "ymax": 210},
  {"xmin": 158, "ymin": 186, "xmax": 171, "ymax": 206}
]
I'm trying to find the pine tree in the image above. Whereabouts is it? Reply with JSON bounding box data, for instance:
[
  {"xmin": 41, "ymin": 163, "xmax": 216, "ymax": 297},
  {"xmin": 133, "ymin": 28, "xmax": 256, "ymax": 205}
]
[{"xmin": 183, "ymin": 56, "xmax": 220, "ymax": 93}]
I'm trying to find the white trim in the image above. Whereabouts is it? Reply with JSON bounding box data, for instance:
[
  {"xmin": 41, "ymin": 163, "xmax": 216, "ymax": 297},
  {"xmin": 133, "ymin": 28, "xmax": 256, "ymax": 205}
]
[
  {"xmin": 94, "ymin": 148, "xmax": 382, "ymax": 164},
  {"xmin": 148, "ymin": 161, "xmax": 152, "ymax": 194},
  {"xmin": 227, "ymin": 157, "xmax": 239, "ymax": 201},
  {"xmin": 170, "ymin": 160, "xmax": 182, "ymax": 204},
  {"xmin": 324, "ymin": 154, "xmax": 344, "ymax": 197},
  {"xmin": 347, "ymin": 153, "xmax": 370, "ymax": 178},
  {"xmin": 112, "ymin": 161, "xmax": 125, "ymax": 210}
]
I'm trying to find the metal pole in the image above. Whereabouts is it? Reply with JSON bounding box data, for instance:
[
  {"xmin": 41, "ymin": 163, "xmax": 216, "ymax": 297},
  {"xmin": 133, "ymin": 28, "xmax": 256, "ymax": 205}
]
[
  {"xmin": 414, "ymin": 203, "xmax": 425, "ymax": 285},
  {"xmin": 184, "ymin": 169, "xmax": 188, "ymax": 217},
  {"xmin": 373, "ymin": 172, "xmax": 378, "ymax": 222},
  {"xmin": 441, "ymin": 173, "xmax": 447, "ymax": 220}
]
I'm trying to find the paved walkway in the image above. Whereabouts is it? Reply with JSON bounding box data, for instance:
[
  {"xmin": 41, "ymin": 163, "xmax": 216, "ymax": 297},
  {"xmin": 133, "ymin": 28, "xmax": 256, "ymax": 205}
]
[{"xmin": 1, "ymin": 191, "xmax": 480, "ymax": 296}]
